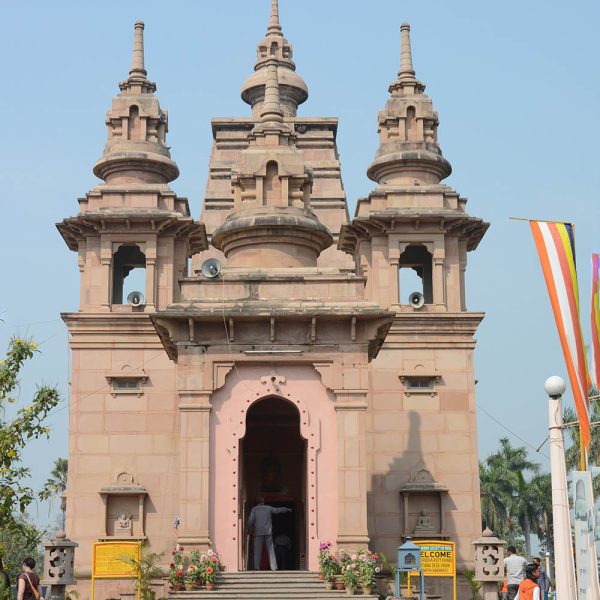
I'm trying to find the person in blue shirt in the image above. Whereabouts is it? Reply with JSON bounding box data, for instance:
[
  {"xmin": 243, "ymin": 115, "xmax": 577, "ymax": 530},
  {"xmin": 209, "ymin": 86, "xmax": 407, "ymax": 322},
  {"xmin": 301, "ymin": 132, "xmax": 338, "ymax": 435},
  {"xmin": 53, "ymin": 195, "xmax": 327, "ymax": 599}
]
[{"xmin": 532, "ymin": 557, "xmax": 550, "ymax": 600}]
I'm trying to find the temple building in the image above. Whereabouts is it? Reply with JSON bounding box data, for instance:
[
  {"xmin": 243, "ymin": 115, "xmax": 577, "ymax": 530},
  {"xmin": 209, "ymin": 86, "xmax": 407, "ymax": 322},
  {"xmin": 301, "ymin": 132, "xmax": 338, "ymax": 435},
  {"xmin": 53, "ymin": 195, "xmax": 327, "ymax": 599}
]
[{"xmin": 58, "ymin": 3, "xmax": 488, "ymax": 597}]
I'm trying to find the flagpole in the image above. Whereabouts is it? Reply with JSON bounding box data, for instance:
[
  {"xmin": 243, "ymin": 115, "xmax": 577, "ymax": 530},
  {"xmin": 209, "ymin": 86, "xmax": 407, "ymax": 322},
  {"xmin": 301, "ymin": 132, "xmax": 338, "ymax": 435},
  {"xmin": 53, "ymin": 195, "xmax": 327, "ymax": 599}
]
[{"xmin": 579, "ymin": 429, "xmax": 586, "ymax": 471}]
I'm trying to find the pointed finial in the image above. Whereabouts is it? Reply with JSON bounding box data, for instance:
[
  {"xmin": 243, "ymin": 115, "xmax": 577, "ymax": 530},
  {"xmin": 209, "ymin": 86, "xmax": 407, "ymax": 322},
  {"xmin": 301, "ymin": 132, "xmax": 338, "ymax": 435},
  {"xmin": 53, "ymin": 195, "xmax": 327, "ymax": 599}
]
[
  {"xmin": 398, "ymin": 23, "xmax": 416, "ymax": 79},
  {"xmin": 129, "ymin": 21, "xmax": 147, "ymax": 81},
  {"xmin": 261, "ymin": 60, "xmax": 284, "ymax": 123},
  {"xmin": 267, "ymin": 0, "xmax": 283, "ymax": 35}
]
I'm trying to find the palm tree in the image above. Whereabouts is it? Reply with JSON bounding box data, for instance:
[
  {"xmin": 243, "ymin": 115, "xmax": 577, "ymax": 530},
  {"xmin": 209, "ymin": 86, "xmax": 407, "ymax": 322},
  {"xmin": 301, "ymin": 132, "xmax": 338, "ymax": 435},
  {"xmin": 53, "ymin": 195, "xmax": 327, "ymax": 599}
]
[
  {"xmin": 563, "ymin": 388, "xmax": 600, "ymax": 494},
  {"xmin": 487, "ymin": 438, "xmax": 540, "ymax": 476},
  {"xmin": 480, "ymin": 438, "xmax": 541, "ymax": 552},
  {"xmin": 479, "ymin": 461, "xmax": 512, "ymax": 532},
  {"xmin": 40, "ymin": 458, "xmax": 68, "ymax": 529},
  {"xmin": 528, "ymin": 472, "xmax": 553, "ymax": 572}
]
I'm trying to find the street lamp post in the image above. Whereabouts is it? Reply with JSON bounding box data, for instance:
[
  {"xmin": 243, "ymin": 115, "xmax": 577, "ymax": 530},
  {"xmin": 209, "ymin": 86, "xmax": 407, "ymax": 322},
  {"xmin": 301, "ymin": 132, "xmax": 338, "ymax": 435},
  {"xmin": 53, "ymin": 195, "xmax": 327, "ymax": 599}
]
[{"xmin": 544, "ymin": 375, "xmax": 576, "ymax": 600}]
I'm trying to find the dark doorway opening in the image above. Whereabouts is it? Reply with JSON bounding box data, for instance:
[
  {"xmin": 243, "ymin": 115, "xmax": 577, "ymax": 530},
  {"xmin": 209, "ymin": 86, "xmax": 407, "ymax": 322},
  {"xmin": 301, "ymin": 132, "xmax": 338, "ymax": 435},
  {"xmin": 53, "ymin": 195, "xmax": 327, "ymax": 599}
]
[{"xmin": 240, "ymin": 396, "xmax": 306, "ymax": 570}]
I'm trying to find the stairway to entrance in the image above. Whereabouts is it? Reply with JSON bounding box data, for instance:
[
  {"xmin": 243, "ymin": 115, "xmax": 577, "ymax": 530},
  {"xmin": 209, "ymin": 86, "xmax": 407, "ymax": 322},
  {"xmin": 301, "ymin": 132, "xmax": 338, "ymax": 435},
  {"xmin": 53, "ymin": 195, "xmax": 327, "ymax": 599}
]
[{"xmin": 168, "ymin": 571, "xmax": 380, "ymax": 599}]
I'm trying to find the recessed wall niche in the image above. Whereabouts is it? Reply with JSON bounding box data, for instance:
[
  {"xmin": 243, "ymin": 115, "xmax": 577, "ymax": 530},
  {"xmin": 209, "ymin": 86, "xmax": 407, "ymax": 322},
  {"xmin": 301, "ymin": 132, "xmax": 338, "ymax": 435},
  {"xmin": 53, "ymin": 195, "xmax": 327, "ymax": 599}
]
[{"xmin": 99, "ymin": 471, "xmax": 148, "ymax": 540}]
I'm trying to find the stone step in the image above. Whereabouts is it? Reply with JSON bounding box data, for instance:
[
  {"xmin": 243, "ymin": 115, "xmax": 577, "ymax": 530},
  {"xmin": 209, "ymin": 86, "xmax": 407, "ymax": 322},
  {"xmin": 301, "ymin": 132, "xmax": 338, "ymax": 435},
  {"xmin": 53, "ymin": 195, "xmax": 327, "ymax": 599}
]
[
  {"xmin": 169, "ymin": 588, "xmax": 379, "ymax": 600},
  {"xmin": 168, "ymin": 572, "xmax": 379, "ymax": 600}
]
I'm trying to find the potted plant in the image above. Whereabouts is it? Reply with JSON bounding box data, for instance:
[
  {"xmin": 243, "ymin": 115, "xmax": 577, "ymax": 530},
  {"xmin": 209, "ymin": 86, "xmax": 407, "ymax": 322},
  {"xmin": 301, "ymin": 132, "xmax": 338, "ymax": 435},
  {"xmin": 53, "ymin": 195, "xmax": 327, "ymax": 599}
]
[
  {"xmin": 118, "ymin": 541, "xmax": 165, "ymax": 600},
  {"xmin": 189, "ymin": 551, "xmax": 203, "ymax": 589},
  {"xmin": 201, "ymin": 551, "xmax": 221, "ymax": 591},
  {"xmin": 319, "ymin": 546, "xmax": 339, "ymax": 590},
  {"xmin": 203, "ymin": 565, "xmax": 216, "ymax": 591},
  {"xmin": 341, "ymin": 557, "xmax": 360, "ymax": 596},
  {"xmin": 356, "ymin": 550, "xmax": 380, "ymax": 595},
  {"xmin": 168, "ymin": 545, "xmax": 186, "ymax": 591},
  {"xmin": 318, "ymin": 541, "xmax": 332, "ymax": 580},
  {"xmin": 184, "ymin": 564, "xmax": 198, "ymax": 591}
]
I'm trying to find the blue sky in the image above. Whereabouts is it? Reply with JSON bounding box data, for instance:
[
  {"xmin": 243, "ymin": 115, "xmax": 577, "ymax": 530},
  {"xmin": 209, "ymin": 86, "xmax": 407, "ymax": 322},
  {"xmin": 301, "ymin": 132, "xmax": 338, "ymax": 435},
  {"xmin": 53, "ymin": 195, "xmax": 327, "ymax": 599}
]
[{"xmin": 0, "ymin": 0, "xmax": 599, "ymax": 529}]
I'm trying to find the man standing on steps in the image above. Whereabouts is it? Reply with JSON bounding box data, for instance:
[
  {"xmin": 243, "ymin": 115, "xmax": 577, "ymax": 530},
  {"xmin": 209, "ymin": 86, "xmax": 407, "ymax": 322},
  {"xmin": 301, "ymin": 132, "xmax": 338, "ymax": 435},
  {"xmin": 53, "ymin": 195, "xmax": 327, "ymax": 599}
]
[{"xmin": 247, "ymin": 497, "xmax": 292, "ymax": 570}]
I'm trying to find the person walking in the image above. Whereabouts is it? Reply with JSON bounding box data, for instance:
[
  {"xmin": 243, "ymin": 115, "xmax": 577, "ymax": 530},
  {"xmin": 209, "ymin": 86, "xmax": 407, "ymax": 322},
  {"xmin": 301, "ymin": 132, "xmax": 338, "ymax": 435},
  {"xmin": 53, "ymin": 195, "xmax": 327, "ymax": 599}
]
[
  {"xmin": 531, "ymin": 557, "xmax": 550, "ymax": 600},
  {"xmin": 514, "ymin": 563, "xmax": 541, "ymax": 600},
  {"xmin": 16, "ymin": 558, "xmax": 40, "ymax": 600},
  {"xmin": 247, "ymin": 498, "xmax": 292, "ymax": 570},
  {"xmin": 503, "ymin": 546, "xmax": 527, "ymax": 600}
]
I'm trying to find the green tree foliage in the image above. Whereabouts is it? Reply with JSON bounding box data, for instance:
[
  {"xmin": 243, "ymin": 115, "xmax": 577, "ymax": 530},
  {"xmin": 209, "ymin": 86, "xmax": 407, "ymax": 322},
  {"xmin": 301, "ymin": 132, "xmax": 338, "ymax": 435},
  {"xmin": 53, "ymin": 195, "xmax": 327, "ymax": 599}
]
[
  {"xmin": 39, "ymin": 458, "xmax": 68, "ymax": 528},
  {"xmin": 479, "ymin": 438, "xmax": 543, "ymax": 557},
  {"xmin": 0, "ymin": 515, "xmax": 45, "ymax": 582},
  {"xmin": 563, "ymin": 388, "xmax": 600, "ymax": 495},
  {"xmin": 0, "ymin": 338, "xmax": 61, "ymax": 531}
]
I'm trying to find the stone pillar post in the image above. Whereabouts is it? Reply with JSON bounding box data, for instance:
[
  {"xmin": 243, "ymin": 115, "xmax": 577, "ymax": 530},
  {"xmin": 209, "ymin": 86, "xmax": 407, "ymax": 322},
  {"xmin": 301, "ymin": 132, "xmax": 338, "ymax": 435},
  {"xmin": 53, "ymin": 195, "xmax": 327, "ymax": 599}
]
[
  {"xmin": 432, "ymin": 253, "xmax": 445, "ymax": 308},
  {"xmin": 472, "ymin": 528, "xmax": 505, "ymax": 600},
  {"xmin": 177, "ymin": 390, "xmax": 212, "ymax": 551},
  {"xmin": 42, "ymin": 531, "xmax": 78, "ymax": 600},
  {"xmin": 100, "ymin": 240, "xmax": 112, "ymax": 309},
  {"xmin": 335, "ymin": 390, "xmax": 370, "ymax": 551}
]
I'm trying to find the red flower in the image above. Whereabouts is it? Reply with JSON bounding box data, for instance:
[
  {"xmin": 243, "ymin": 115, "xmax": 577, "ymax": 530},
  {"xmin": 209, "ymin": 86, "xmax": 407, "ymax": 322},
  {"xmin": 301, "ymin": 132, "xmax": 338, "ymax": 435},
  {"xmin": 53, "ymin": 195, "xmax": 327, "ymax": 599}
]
[
  {"xmin": 170, "ymin": 563, "xmax": 175, "ymax": 568},
  {"xmin": 211, "ymin": 556, "xmax": 218, "ymax": 563},
  {"xmin": 205, "ymin": 566, "xmax": 214, "ymax": 574},
  {"xmin": 180, "ymin": 546, "xmax": 185, "ymax": 550}
]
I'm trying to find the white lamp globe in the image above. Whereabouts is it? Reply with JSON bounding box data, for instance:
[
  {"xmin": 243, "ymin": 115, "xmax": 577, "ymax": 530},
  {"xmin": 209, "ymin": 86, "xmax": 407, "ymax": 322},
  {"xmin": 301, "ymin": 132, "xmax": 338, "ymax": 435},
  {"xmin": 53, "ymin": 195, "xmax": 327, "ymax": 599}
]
[{"xmin": 544, "ymin": 375, "xmax": 567, "ymax": 398}]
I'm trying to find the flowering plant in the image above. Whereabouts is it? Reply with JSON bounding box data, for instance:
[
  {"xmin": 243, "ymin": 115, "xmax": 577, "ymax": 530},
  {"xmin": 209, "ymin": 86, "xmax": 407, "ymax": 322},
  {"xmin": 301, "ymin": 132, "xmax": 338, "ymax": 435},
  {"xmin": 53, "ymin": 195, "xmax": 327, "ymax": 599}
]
[
  {"xmin": 356, "ymin": 549, "xmax": 380, "ymax": 587},
  {"xmin": 188, "ymin": 550, "xmax": 203, "ymax": 582},
  {"xmin": 168, "ymin": 545, "xmax": 186, "ymax": 586},
  {"xmin": 318, "ymin": 542, "xmax": 339, "ymax": 581},
  {"xmin": 340, "ymin": 558, "xmax": 360, "ymax": 588},
  {"xmin": 185, "ymin": 564, "xmax": 198, "ymax": 583},
  {"xmin": 200, "ymin": 550, "xmax": 222, "ymax": 584}
]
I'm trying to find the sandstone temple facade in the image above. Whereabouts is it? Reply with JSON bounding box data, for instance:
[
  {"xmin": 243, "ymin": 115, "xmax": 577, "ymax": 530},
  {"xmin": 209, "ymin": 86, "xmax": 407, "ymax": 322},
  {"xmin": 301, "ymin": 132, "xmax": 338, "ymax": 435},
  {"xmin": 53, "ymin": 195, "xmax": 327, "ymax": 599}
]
[{"xmin": 58, "ymin": 3, "xmax": 488, "ymax": 597}]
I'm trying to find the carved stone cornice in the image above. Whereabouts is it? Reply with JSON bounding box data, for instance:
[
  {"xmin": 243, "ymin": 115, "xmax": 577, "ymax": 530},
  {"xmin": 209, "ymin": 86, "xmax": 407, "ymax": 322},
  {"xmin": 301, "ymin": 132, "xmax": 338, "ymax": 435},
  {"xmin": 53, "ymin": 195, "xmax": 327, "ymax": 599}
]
[
  {"xmin": 339, "ymin": 209, "xmax": 489, "ymax": 255},
  {"xmin": 57, "ymin": 209, "xmax": 207, "ymax": 253},
  {"xmin": 151, "ymin": 307, "xmax": 393, "ymax": 362},
  {"xmin": 61, "ymin": 312, "xmax": 164, "ymax": 349},
  {"xmin": 383, "ymin": 311, "xmax": 485, "ymax": 349}
]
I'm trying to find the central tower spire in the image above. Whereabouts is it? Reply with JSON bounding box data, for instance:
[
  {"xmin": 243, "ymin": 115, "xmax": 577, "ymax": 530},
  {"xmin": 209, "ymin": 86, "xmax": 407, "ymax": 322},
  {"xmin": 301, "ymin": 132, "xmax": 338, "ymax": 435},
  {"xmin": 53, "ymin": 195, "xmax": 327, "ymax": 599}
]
[
  {"xmin": 267, "ymin": 0, "xmax": 282, "ymax": 35},
  {"xmin": 212, "ymin": 54, "xmax": 331, "ymax": 268},
  {"xmin": 241, "ymin": 0, "xmax": 308, "ymax": 118}
]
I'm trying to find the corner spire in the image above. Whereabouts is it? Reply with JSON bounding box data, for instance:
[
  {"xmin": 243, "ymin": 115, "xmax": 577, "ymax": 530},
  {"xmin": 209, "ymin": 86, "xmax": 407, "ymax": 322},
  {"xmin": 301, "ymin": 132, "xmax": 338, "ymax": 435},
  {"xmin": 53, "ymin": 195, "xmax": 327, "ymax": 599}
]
[
  {"xmin": 398, "ymin": 23, "xmax": 415, "ymax": 80},
  {"xmin": 128, "ymin": 21, "xmax": 147, "ymax": 82},
  {"xmin": 93, "ymin": 21, "xmax": 178, "ymax": 184},
  {"xmin": 367, "ymin": 23, "xmax": 451, "ymax": 186},
  {"xmin": 261, "ymin": 60, "xmax": 284, "ymax": 123},
  {"xmin": 267, "ymin": 0, "xmax": 282, "ymax": 36}
]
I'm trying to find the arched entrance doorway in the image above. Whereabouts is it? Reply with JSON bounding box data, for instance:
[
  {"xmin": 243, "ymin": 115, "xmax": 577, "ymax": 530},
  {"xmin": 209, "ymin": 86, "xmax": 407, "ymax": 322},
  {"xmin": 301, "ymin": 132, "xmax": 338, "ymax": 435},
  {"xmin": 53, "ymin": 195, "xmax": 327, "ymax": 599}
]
[{"xmin": 240, "ymin": 396, "xmax": 306, "ymax": 570}]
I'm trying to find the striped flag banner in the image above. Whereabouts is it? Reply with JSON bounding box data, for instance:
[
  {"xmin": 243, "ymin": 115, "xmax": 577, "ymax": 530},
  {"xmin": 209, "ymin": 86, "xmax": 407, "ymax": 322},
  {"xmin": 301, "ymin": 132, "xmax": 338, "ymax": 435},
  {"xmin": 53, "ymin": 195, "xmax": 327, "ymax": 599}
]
[
  {"xmin": 530, "ymin": 221, "xmax": 590, "ymax": 450},
  {"xmin": 592, "ymin": 254, "xmax": 600, "ymax": 388}
]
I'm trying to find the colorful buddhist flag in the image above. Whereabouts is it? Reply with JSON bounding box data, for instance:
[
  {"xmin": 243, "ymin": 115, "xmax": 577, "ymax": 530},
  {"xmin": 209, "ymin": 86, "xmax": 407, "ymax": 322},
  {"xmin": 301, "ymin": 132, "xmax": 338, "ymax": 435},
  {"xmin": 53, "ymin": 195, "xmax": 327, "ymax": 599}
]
[
  {"xmin": 530, "ymin": 221, "xmax": 590, "ymax": 450},
  {"xmin": 592, "ymin": 254, "xmax": 600, "ymax": 388}
]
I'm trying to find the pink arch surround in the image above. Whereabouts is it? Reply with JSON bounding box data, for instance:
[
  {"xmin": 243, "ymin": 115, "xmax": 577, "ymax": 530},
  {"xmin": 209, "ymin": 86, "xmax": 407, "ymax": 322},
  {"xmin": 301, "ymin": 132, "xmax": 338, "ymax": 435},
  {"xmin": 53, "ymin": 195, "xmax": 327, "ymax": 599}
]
[{"xmin": 209, "ymin": 364, "xmax": 339, "ymax": 571}]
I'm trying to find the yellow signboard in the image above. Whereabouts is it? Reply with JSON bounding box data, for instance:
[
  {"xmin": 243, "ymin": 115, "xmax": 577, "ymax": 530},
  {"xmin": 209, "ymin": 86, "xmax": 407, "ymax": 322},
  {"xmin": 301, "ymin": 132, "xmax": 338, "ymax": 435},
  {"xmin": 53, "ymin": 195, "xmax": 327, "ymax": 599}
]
[
  {"xmin": 408, "ymin": 540, "xmax": 456, "ymax": 600},
  {"xmin": 93, "ymin": 542, "xmax": 140, "ymax": 578},
  {"xmin": 415, "ymin": 541, "xmax": 455, "ymax": 576}
]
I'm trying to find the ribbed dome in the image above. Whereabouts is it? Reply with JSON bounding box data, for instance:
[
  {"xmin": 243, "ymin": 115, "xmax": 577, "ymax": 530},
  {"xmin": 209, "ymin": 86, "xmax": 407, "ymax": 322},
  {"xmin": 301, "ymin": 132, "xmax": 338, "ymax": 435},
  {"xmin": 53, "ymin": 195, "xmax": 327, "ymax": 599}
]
[{"xmin": 241, "ymin": 65, "xmax": 308, "ymax": 119}]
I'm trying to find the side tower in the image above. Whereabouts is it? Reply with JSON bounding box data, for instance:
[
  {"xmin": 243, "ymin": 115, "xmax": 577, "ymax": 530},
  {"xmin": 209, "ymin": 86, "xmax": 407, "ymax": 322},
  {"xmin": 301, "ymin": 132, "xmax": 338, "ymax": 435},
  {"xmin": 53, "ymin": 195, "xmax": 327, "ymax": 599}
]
[
  {"xmin": 340, "ymin": 24, "xmax": 488, "ymax": 587},
  {"xmin": 57, "ymin": 23, "xmax": 206, "ymax": 595}
]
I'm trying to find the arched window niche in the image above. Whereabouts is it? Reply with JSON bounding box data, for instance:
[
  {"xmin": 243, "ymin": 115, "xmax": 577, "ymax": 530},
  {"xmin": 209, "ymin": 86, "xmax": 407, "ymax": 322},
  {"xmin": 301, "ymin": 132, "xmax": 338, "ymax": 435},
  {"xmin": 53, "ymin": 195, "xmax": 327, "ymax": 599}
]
[{"xmin": 399, "ymin": 244, "xmax": 433, "ymax": 304}]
